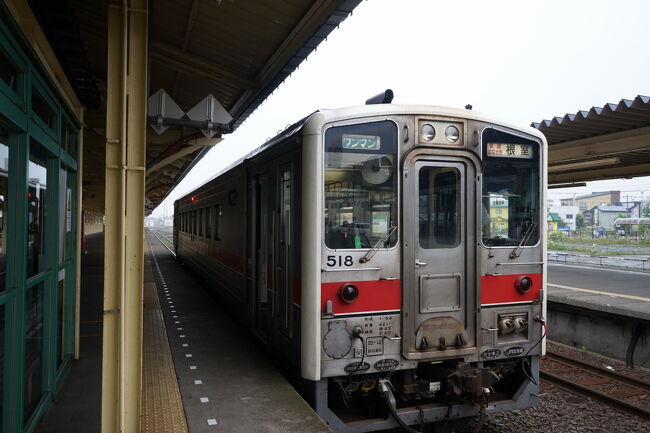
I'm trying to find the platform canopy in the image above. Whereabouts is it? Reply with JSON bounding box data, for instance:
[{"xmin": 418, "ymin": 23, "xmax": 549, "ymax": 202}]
[
  {"xmin": 533, "ymin": 95, "xmax": 650, "ymax": 185},
  {"xmin": 28, "ymin": 0, "xmax": 361, "ymax": 213}
]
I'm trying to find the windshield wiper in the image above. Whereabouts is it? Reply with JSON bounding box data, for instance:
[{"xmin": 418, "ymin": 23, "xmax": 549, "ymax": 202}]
[
  {"xmin": 359, "ymin": 225, "xmax": 397, "ymax": 264},
  {"xmin": 509, "ymin": 221, "xmax": 536, "ymax": 259}
]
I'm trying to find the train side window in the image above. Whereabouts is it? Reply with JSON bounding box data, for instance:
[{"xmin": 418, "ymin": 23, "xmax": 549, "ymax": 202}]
[
  {"xmin": 205, "ymin": 207, "xmax": 211, "ymax": 238},
  {"xmin": 199, "ymin": 208, "xmax": 204, "ymax": 236},
  {"xmin": 215, "ymin": 205, "xmax": 222, "ymax": 240},
  {"xmin": 192, "ymin": 210, "xmax": 197, "ymax": 235}
]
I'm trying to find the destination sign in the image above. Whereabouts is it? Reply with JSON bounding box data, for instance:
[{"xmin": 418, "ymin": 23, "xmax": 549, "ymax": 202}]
[
  {"xmin": 487, "ymin": 142, "xmax": 533, "ymax": 159},
  {"xmin": 342, "ymin": 134, "xmax": 381, "ymax": 150}
]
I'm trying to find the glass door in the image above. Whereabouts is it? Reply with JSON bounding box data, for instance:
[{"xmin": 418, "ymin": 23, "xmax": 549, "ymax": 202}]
[{"xmin": 24, "ymin": 143, "xmax": 51, "ymax": 424}]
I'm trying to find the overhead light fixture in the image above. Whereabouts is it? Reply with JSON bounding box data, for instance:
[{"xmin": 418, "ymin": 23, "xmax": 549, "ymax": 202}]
[{"xmin": 548, "ymin": 157, "xmax": 620, "ymax": 173}]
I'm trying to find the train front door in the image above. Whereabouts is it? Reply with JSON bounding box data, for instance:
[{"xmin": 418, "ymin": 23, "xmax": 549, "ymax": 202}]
[{"xmin": 402, "ymin": 157, "xmax": 477, "ymax": 359}]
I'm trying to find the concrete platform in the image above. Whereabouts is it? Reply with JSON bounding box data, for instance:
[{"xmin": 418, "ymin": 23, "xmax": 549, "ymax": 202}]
[
  {"xmin": 35, "ymin": 231, "xmax": 329, "ymax": 432},
  {"xmin": 546, "ymin": 263, "xmax": 650, "ymax": 368},
  {"xmin": 547, "ymin": 263, "xmax": 650, "ymax": 321},
  {"xmin": 34, "ymin": 232, "xmax": 103, "ymax": 433},
  {"xmin": 145, "ymin": 230, "xmax": 330, "ymax": 432}
]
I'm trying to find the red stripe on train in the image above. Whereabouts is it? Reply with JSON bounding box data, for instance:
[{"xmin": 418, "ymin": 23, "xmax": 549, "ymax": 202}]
[
  {"xmin": 481, "ymin": 273, "xmax": 542, "ymax": 305},
  {"xmin": 321, "ymin": 280, "xmax": 401, "ymax": 315}
]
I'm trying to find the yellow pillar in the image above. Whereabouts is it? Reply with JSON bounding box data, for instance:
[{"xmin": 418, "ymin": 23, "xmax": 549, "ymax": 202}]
[{"xmin": 102, "ymin": 1, "xmax": 148, "ymax": 432}]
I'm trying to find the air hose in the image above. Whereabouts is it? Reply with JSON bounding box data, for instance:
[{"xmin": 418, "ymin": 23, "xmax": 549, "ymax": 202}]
[{"xmin": 379, "ymin": 379, "xmax": 420, "ymax": 433}]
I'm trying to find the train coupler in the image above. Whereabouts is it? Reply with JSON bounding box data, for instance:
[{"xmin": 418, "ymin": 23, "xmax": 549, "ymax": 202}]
[{"xmin": 448, "ymin": 364, "xmax": 500, "ymax": 398}]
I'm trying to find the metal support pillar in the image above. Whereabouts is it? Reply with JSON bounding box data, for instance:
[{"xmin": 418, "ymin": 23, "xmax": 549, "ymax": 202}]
[{"xmin": 102, "ymin": 1, "xmax": 148, "ymax": 432}]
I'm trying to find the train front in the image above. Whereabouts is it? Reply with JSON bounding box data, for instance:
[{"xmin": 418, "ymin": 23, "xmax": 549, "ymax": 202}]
[{"xmin": 301, "ymin": 106, "xmax": 547, "ymax": 432}]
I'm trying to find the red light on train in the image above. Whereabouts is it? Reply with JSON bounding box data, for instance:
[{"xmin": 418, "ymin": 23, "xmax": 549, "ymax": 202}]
[
  {"xmin": 515, "ymin": 276, "xmax": 533, "ymax": 293},
  {"xmin": 338, "ymin": 284, "xmax": 359, "ymax": 303},
  {"xmin": 191, "ymin": 196, "xmax": 196, "ymax": 202}
]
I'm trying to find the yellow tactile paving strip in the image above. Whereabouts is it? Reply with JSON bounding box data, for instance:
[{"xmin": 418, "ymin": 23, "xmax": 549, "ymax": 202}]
[{"xmin": 142, "ymin": 245, "xmax": 189, "ymax": 433}]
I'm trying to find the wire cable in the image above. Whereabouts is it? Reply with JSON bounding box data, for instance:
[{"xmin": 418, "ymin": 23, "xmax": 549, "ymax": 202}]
[
  {"xmin": 525, "ymin": 321, "xmax": 548, "ymax": 357},
  {"xmin": 522, "ymin": 319, "xmax": 547, "ymax": 385},
  {"xmin": 380, "ymin": 383, "xmax": 420, "ymax": 433}
]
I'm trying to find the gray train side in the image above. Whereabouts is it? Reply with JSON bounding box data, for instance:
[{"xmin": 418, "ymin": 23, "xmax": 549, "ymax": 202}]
[{"xmin": 174, "ymin": 104, "xmax": 547, "ymax": 432}]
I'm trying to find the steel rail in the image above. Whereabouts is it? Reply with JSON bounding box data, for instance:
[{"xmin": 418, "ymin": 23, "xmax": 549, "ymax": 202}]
[
  {"xmin": 541, "ymin": 361, "xmax": 650, "ymax": 420},
  {"xmin": 154, "ymin": 230, "xmax": 174, "ymax": 244},
  {"xmin": 545, "ymin": 351, "xmax": 650, "ymax": 393},
  {"xmin": 150, "ymin": 230, "xmax": 176, "ymax": 257}
]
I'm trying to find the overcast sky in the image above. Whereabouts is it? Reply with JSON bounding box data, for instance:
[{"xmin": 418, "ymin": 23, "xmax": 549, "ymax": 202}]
[{"xmin": 151, "ymin": 0, "xmax": 650, "ymax": 217}]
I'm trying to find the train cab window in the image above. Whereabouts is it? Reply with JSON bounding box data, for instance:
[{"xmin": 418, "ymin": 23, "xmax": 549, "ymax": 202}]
[
  {"xmin": 481, "ymin": 129, "xmax": 540, "ymax": 247},
  {"xmin": 324, "ymin": 121, "xmax": 398, "ymax": 249},
  {"xmin": 418, "ymin": 167, "xmax": 460, "ymax": 248}
]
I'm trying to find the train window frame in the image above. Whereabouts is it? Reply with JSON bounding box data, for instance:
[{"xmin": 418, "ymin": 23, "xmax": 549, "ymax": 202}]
[
  {"xmin": 205, "ymin": 207, "xmax": 211, "ymax": 238},
  {"xmin": 322, "ymin": 118, "xmax": 400, "ymax": 252},
  {"xmin": 198, "ymin": 208, "xmax": 205, "ymax": 237},
  {"xmin": 214, "ymin": 204, "xmax": 222, "ymax": 241},
  {"xmin": 418, "ymin": 166, "xmax": 461, "ymax": 249},
  {"xmin": 480, "ymin": 126, "xmax": 543, "ymax": 249}
]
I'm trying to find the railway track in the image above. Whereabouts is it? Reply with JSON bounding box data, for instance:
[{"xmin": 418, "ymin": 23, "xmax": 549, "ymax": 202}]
[
  {"xmin": 541, "ymin": 350, "xmax": 650, "ymax": 420},
  {"xmin": 149, "ymin": 229, "xmax": 176, "ymax": 257}
]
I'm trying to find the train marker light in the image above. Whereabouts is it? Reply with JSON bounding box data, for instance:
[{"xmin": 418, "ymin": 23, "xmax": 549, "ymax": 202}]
[
  {"xmin": 421, "ymin": 123, "xmax": 435, "ymax": 141},
  {"xmin": 191, "ymin": 196, "xmax": 196, "ymax": 202},
  {"xmin": 515, "ymin": 276, "xmax": 533, "ymax": 293},
  {"xmin": 445, "ymin": 125, "xmax": 460, "ymax": 143},
  {"xmin": 339, "ymin": 284, "xmax": 359, "ymax": 303}
]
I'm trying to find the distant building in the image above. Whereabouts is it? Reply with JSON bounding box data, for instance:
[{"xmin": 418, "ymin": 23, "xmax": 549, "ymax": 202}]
[
  {"xmin": 548, "ymin": 205, "xmax": 580, "ymax": 230},
  {"xmin": 591, "ymin": 205, "xmax": 629, "ymax": 230},
  {"xmin": 547, "ymin": 212, "xmax": 562, "ymax": 232},
  {"xmin": 625, "ymin": 201, "xmax": 643, "ymax": 218},
  {"xmin": 561, "ymin": 191, "xmax": 621, "ymax": 211}
]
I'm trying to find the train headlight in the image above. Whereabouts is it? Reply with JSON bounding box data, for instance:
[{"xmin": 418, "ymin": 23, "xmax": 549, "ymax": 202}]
[
  {"xmin": 339, "ymin": 284, "xmax": 359, "ymax": 303},
  {"xmin": 515, "ymin": 276, "xmax": 533, "ymax": 293},
  {"xmin": 445, "ymin": 125, "xmax": 460, "ymax": 143},
  {"xmin": 421, "ymin": 123, "xmax": 435, "ymax": 141}
]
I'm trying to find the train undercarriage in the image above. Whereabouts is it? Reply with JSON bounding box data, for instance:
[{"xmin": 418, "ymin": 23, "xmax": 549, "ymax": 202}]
[{"xmin": 313, "ymin": 357, "xmax": 539, "ymax": 433}]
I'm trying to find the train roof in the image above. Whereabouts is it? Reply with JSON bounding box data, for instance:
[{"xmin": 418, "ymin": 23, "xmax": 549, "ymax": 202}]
[
  {"xmin": 308, "ymin": 104, "xmax": 546, "ymax": 141},
  {"xmin": 176, "ymin": 104, "xmax": 545, "ymax": 203}
]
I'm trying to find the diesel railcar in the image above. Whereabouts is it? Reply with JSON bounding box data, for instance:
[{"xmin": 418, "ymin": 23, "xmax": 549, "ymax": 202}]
[{"xmin": 174, "ymin": 101, "xmax": 547, "ymax": 432}]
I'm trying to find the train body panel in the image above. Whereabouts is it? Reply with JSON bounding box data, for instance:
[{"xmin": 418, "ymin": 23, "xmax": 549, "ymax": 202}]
[{"xmin": 174, "ymin": 104, "xmax": 547, "ymax": 432}]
